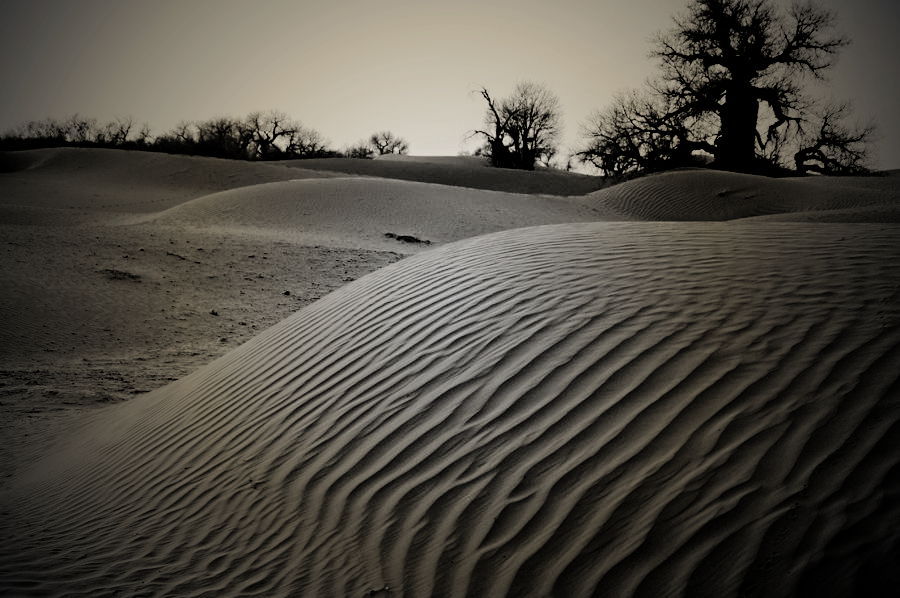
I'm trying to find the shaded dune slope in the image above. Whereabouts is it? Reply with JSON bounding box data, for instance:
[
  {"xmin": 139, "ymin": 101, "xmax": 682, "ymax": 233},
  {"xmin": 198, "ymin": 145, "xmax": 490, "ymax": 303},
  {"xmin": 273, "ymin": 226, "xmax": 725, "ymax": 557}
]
[
  {"xmin": 586, "ymin": 170, "xmax": 900, "ymax": 222},
  {"xmin": 279, "ymin": 156, "xmax": 607, "ymax": 196},
  {"xmin": 2, "ymin": 222, "xmax": 899, "ymax": 597},
  {"xmin": 146, "ymin": 177, "xmax": 609, "ymax": 249}
]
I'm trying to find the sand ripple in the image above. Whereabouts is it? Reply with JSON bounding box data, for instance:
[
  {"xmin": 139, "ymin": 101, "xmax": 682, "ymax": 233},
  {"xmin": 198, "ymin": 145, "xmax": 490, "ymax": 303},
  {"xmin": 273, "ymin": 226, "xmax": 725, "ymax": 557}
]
[
  {"xmin": 585, "ymin": 170, "xmax": 900, "ymax": 222},
  {"xmin": 2, "ymin": 222, "xmax": 899, "ymax": 597}
]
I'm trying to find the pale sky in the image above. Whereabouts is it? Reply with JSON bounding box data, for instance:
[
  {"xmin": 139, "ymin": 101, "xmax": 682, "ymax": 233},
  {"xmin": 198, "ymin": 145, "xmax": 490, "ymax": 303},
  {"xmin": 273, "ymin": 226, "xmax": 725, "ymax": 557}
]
[{"xmin": 1, "ymin": 0, "xmax": 898, "ymax": 168}]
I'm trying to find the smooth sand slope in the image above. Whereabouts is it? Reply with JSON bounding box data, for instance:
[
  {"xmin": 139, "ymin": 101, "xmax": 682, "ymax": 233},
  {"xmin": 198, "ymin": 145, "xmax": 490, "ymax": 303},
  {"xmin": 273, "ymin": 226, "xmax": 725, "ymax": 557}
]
[
  {"xmin": 146, "ymin": 177, "xmax": 608, "ymax": 249},
  {"xmin": 2, "ymin": 222, "xmax": 899, "ymax": 597},
  {"xmin": 0, "ymin": 147, "xmax": 335, "ymax": 224}
]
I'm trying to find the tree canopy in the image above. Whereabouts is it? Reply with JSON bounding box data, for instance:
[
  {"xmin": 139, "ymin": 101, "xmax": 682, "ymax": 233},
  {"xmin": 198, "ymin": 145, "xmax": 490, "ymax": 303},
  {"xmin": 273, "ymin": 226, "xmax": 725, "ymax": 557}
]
[
  {"xmin": 579, "ymin": 0, "xmax": 872, "ymax": 177},
  {"xmin": 474, "ymin": 82, "xmax": 561, "ymax": 170}
]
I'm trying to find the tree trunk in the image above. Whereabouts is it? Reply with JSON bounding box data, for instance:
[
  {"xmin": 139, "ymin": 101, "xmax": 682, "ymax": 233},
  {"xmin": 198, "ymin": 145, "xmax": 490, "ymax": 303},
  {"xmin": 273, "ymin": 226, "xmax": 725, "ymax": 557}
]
[{"xmin": 717, "ymin": 84, "xmax": 759, "ymax": 171}]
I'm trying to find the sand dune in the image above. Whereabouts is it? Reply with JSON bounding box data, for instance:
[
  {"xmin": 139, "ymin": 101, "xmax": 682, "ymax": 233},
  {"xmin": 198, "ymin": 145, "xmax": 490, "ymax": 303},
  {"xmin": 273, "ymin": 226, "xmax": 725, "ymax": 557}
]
[
  {"xmin": 584, "ymin": 169, "xmax": 900, "ymax": 222},
  {"xmin": 374, "ymin": 154, "xmax": 492, "ymax": 167},
  {"xmin": 3, "ymin": 150, "xmax": 900, "ymax": 596},
  {"xmin": 279, "ymin": 155, "xmax": 607, "ymax": 196},
  {"xmin": 0, "ymin": 147, "xmax": 333, "ymax": 223},
  {"xmin": 2, "ymin": 222, "xmax": 898, "ymax": 597},
  {"xmin": 146, "ymin": 177, "xmax": 609, "ymax": 249},
  {"xmin": 0, "ymin": 149, "xmax": 610, "ymax": 486}
]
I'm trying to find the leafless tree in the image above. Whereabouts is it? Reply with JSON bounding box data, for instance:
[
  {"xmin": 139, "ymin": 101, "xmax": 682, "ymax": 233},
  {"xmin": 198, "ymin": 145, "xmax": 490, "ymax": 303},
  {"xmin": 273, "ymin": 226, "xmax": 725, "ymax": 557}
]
[
  {"xmin": 580, "ymin": 0, "xmax": 869, "ymax": 176},
  {"xmin": 196, "ymin": 117, "xmax": 253, "ymax": 159},
  {"xmin": 473, "ymin": 82, "xmax": 561, "ymax": 170},
  {"xmin": 344, "ymin": 142, "xmax": 374, "ymax": 159},
  {"xmin": 286, "ymin": 126, "xmax": 328, "ymax": 157},
  {"xmin": 133, "ymin": 123, "xmax": 152, "ymax": 146},
  {"xmin": 171, "ymin": 121, "xmax": 196, "ymax": 144},
  {"xmin": 578, "ymin": 90, "xmax": 716, "ymax": 177},
  {"xmin": 369, "ymin": 131, "xmax": 409, "ymax": 155},
  {"xmin": 242, "ymin": 110, "xmax": 327, "ymax": 159},
  {"xmin": 244, "ymin": 110, "xmax": 300, "ymax": 159},
  {"xmin": 98, "ymin": 116, "xmax": 134, "ymax": 145},
  {"xmin": 63, "ymin": 115, "xmax": 99, "ymax": 143},
  {"xmin": 794, "ymin": 102, "xmax": 874, "ymax": 174}
]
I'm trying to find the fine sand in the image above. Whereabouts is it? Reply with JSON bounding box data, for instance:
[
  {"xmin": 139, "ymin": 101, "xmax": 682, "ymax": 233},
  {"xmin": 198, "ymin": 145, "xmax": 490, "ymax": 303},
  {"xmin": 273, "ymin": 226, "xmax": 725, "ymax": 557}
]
[{"xmin": 1, "ymin": 148, "xmax": 898, "ymax": 597}]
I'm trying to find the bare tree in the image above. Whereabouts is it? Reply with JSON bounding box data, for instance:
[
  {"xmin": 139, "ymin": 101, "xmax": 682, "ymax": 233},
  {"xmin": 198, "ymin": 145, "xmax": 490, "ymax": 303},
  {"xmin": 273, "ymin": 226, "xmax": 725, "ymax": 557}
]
[
  {"xmin": 369, "ymin": 131, "xmax": 409, "ymax": 155},
  {"xmin": 473, "ymin": 82, "xmax": 561, "ymax": 170},
  {"xmin": 287, "ymin": 126, "xmax": 328, "ymax": 157},
  {"xmin": 196, "ymin": 117, "xmax": 253, "ymax": 159},
  {"xmin": 97, "ymin": 116, "xmax": 134, "ymax": 146},
  {"xmin": 63, "ymin": 115, "xmax": 99, "ymax": 143},
  {"xmin": 580, "ymin": 0, "xmax": 869, "ymax": 176},
  {"xmin": 794, "ymin": 102, "xmax": 873, "ymax": 175},
  {"xmin": 133, "ymin": 123, "xmax": 152, "ymax": 147},
  {"xmin": 344, "ymin": 142, "xmax": 374, "ymax": 159},
  {"xmin": 243, "ymin": 110, "xmax": 328, "ymax": 159},
  {"xmin": 171, "ymin": 121, "xmax": 196, "ymax": 144},
  {"xmin": 578, "ymin": 90, "xmax": 716, "ymax": 177},
  {"xmin": 244, "ymin": 110, "xmax": 300, "ymax": 159}
]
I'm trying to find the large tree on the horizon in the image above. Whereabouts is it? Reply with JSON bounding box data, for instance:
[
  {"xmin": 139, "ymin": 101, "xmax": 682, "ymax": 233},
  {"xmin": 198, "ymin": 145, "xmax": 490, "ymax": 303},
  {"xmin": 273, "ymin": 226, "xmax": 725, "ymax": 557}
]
[
  {"xmin": 369, "ymin": 131, "xmax": 409, "ymax": 155},
  {"xmin": 580, "ymin": 0, "xmax": 872, "ymax": 176},
  {"xmin": 474, "ymin": 82, "xmax": 561, "ymax": 170}
]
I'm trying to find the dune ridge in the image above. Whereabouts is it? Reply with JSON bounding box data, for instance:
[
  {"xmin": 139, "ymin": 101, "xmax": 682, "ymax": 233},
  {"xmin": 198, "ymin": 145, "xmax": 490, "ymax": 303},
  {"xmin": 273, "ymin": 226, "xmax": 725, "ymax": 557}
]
[
  {"xmin": 584, "ymin": 169, "xmax": 900, "ymax": 222},
  {"xmin": 2, "ymin": 222, "xmax": 898, "ymax": 597},
  {"xmin": 0, "ymin": 147, "xmax": 334, "ymax": 221},
  {"xmin": 144, "ymin": 177, "xmax": 609, "ymax": 248},
  {"xmin": 279, "ymin": 155, "xmax": 607, "ymax": 196}
]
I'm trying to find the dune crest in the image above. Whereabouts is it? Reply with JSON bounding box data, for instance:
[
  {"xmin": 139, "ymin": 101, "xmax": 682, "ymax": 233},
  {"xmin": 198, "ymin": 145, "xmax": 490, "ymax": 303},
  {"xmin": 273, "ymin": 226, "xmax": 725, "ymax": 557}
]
[
  {"xmin": 279, "ymin": 156, "xmax": 606, "ymax": 196},
  {"xmin": 585, "ymin": 169, "xmax": 900, "ymax": 222},
  {"xmin": 145, "ymin": 177, "xmax": 608, "ymax": 249},
  {"xmin": 2, "ymin": 222, "xmax": 898, "ymax": 597}
]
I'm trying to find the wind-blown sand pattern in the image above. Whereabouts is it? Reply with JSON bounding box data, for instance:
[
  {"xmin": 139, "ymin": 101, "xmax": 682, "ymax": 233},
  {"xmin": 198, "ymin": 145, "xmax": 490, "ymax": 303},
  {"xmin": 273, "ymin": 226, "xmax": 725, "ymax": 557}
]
[
  {"xmin": 2, "ymin": 220, "xmax": 899, "ymax": 597},
  {"xmin": 584, "ymin": 169, "xmax": 900, "ymax": 222}
]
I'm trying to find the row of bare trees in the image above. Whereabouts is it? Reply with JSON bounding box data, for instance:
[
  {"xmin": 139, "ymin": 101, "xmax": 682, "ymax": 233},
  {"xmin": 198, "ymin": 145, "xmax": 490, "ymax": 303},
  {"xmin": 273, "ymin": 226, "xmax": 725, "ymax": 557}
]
[
  {"xmin": 152, "ymin": 111, "xmax": 331, "ymax": 160},
  {"xmin": 1, "ymin": 110, "xmax": 410, "ymax": 161},
  {"xmin": 474, "ymin": 0, "xmax": 873, "ymax": 177},
  {"xmin": 344, "ymin": 131, "xmax": 410, "ymax": 159},
  {"xmin": 3, "ymin": 115, "xmax": 153, "ymax": 150}
]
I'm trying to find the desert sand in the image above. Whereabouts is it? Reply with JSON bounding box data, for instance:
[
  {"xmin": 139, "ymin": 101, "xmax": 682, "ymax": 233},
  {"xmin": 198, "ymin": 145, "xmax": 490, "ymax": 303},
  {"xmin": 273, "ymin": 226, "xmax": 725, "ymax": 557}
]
[{"xmin": 1, "ymin": 148, "xmax": 898, "ymax": 597}]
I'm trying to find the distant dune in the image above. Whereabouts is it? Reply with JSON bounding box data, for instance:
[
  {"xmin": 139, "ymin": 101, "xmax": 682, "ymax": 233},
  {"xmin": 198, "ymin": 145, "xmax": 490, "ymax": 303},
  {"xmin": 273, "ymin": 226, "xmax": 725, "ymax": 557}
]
[
  {"xmin": 0, "ymin": 147, "xmax": 333, "ymax": 223},
  {"xmin": 1, "ymin": 148, "xmax": 899, "ymax": 597},
  {"xmin": 279, "ymin": 155, "xmax": 607, "ymax": 196},
  {"xmin": 145, "ymin": 177, "xmax": 608, "ymax": 249},
  {"xmin": 374, "ymin": 154, "xmax": 492, "ymax": 167},
  {"xmin": 583, "ymin": 168, "xmax": 900, "ymax": 222}
]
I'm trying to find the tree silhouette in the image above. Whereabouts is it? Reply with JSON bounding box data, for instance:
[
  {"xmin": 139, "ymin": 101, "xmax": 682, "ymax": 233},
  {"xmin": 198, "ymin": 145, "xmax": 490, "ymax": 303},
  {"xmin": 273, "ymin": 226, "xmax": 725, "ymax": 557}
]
[
  {"xmin": 195, "ymin": 117, "xmax": 253, "ymax": 159},
  {"xmin": 244, "ymin": 110, "xmax": 298, "ymax": 159},
  {"xmin": 794, "ymin": 102, "xmax": 873, "ymax": 175},
  {"xmin": 344, "ymin": 142, "xmax": 375, "ymax": 159},
  {"xmin": 474, "ymin": 82, "xmax": 560, "ymax": 170},
  {"xmin": 580, "ymin": 0, "xmax": 872, "ymax": 176},
  {"xmin": 1, "ymin": 110, "xmax": 335, "ymax": 160},
  {"xmin": 368, "ymin": 131, "xmax": 409, "ymax": 155}
]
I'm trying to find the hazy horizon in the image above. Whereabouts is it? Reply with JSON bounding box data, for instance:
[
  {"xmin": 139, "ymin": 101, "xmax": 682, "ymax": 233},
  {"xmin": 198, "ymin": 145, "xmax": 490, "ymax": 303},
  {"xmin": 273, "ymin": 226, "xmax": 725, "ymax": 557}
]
[{"xmin": 2, "ymin": 0, "xmax": 898, "ymax": 169}]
